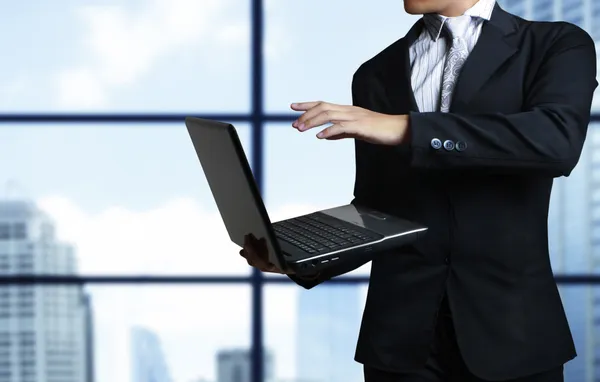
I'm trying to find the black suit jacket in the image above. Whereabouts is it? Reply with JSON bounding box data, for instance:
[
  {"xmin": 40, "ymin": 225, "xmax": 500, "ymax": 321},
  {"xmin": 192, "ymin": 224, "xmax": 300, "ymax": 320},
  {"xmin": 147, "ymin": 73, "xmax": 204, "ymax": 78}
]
[{"xmin": 289, "ymin": 3, "xmax": 598, "ymax": 380}]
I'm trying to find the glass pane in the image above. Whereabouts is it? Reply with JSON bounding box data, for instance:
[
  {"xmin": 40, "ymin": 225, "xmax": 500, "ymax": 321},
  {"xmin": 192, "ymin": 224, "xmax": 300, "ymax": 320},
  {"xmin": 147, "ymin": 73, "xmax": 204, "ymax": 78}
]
[
  {"xmin": 593, "ymin": 1, "xmax": 600, "ymax": 41},
  {"xmin": 532, "ymin": 0, "xmax": 555, "ymax": 21},
  {"xmin": 0, "ymin": 123, "xmax": 252, "ymax": 275},
  {"xmin": 560, "ymin": 284, "xmax": 596, "ymax": 381},
  {"xmin": 561, "ymin": 0, "xmax": 584, "ymax": 26},
  {"xmin": 498, "ymin": 0, "xmax": 528, "ymax": 18},
  {"xmin": 264, "ymin": 123, "xmax": 370, "ymax": 277},
  {"xmin": 0, "ymin": 1, "xmax": 250, "ymax": 112},
  {"xmin": 264, "ymin": 0, "xmax": 419, "ymax": 112},
  {"xmin": 549, "ymin": 141, "xmax": 590, "ymax": 274},
  {"xmin": 0, "ymin": 284, "xmax": 251, "ymax": 382},
  {"xmin": 264, "ymin": 284, "xmax": 367, "ymax": 382},
  {"xmin": 549, "ymin": 122, "xmax": 593, "ymax": 275}
]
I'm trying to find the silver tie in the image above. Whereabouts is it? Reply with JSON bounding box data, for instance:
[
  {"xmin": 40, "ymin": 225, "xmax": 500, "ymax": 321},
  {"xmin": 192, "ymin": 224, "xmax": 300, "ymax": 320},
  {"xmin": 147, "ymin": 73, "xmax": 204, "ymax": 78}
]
[{"xmin": 439, "ymin": 15, "xmax": 471, "ymax": 113}]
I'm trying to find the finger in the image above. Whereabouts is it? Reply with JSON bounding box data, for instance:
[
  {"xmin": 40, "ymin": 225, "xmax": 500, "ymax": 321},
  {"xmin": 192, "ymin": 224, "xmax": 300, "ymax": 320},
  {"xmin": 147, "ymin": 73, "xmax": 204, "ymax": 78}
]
[
  {"xmin": 257, "ymin": 237, "xmax": 268, "ymax": 253},
  {"xmin": 241, "ymin": 245, "xmax": 258, "ymax": 263},
  {"xmin": 290, "ymin": 101, "xmax": 322, "ymax": 111},
  {"xmin": 240, "ymin": 249, "xmax": 255, "ymax": 266},
  {"xmin": 323, "ymin": 132, "xmax": 355, "ymax": 140},
  {"xmin": 298, "ymin": 110, "xmax": 353, "ymax": 132},
  {"xmin": 316, "ymin": 123, "xmax": 356, "ymax": 139},
  {"xmin": 292, "ymin": 102, "xmax": 343, "ymax": 128},
  {"xmin": 248, "ymin": 255, "xmax": 271, "ymax": 270},
  {"xmin": 263, "ymin": 263, "xmax": 284, "ymax": 274},
  {"xmin": 248, "ymin": 249, "xmax": 272, "ymax": 269}
]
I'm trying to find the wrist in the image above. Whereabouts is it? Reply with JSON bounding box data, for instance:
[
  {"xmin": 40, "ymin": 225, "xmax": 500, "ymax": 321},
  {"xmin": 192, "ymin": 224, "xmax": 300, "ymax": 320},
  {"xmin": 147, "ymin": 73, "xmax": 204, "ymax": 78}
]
[{"xmin": 399, "ymin": 114, "xmax": 410, "ymax": 144}]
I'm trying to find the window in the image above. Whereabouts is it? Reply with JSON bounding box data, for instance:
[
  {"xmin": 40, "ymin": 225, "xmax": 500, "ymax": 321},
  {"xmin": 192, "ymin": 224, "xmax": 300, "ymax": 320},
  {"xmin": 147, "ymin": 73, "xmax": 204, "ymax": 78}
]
[
  {"xmin": 264, "ymin": 0, "xmax": 418, "ymax": 113},
  {"xmin": 0, "ymin": 124, "xmax": 253, "ymax": 276},
  {"xmin": 0, "ymin": 2, "xmax": 251, "ymax": 113},
  {"xmin": 0, "ymin": 1, "xmax": 598, "ymax": 382},
  {"xmin": 0, "ymin": 224, "xmax": 8, "ymax": 240},
  {"xmin": 12, "ymin": 223, "xmax": 27, "ymax": 240}
]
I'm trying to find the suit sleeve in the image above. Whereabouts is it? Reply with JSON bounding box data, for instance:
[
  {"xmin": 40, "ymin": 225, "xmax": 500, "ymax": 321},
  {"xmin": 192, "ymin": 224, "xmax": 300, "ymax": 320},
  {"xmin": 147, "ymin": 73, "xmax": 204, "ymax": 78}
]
[
  {"xmin": 287, "ymin": 67, "xmax": 375, "ymax": 290},
  {"xmin": 408, "ymin": 24, "xmax": 597, "ymax": 177}
]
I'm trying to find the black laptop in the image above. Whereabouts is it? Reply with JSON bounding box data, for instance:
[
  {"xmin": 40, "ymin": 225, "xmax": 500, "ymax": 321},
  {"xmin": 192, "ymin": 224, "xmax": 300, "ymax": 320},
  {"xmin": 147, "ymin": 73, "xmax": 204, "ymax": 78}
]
[{"xmin": 185, "ymin": 117, "xmax": 428, "ymax": 276}]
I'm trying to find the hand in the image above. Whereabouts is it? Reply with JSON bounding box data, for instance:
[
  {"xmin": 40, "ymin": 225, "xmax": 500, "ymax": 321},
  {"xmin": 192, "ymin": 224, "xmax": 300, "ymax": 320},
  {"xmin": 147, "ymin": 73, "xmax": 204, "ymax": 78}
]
[
  {"xmin": 239, "ymin": 234, "xmax": 295, "ymax": 274},
  {"xmin": 291, "ymin": 101, "xmax": 410, "ymax": 145}
]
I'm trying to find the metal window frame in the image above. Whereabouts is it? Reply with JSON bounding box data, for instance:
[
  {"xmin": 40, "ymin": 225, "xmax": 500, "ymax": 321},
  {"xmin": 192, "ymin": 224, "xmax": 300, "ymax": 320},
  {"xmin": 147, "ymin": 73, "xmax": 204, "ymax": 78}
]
[{"xmin": 0, "ymin": 1, "xmax": 599, "ymax": 381}]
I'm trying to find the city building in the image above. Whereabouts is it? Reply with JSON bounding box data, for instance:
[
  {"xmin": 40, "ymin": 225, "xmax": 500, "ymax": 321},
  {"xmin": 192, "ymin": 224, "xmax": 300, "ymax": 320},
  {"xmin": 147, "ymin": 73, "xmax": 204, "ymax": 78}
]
[
  {"xmin": 216, "ymin": 348, "xmax": 273, "ymax": 382},
  {"xmin": 0, "ymin": 200, "xmax": 91, "ymax": 382},
  {"xmin": 499, "ymin": 0, "xmax": 597, "ymax": 27},
  {"xmin": 296, "ymin": 285, "xmax": 362, "ymax": 382},
  {"xmin": 130, "ymin": 326, "xmax": 172, "ymax": 382},
  {"xmin": 82, "ymin": 294, "xmax": 94, "ymax": 382},
  {"xmin": 500, "ymin": 0, "xmax": 528, "ymax": 18}
]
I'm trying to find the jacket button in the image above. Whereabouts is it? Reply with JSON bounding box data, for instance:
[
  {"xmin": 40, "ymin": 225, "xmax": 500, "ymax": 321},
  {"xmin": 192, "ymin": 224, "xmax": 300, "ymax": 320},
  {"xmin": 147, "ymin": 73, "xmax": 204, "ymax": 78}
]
[
  {"xmin": 456, "ymin": 141, "xmax": 467, "ymax": 152},
  {"xmin": 443, "ymin": 140, "xmax": 455, "ymax": 151},
  {"xmin": 431, "ymin": 138, "xmax": 442, "ymax": 150}
]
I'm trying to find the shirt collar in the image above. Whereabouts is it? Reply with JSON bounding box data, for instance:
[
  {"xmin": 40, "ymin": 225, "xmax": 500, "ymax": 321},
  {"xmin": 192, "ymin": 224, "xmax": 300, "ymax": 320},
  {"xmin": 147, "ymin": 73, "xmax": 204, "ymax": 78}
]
[{"xmin": 421, "ymin": 0, "xmax": 496, "ymax": 41}]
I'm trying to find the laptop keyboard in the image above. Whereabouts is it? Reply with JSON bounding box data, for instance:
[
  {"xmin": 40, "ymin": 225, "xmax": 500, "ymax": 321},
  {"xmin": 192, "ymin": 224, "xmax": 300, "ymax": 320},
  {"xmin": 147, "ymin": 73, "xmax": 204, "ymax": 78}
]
[{"xmin": 273, "ymin": 212, "xmax": 384, "ymax": 255}]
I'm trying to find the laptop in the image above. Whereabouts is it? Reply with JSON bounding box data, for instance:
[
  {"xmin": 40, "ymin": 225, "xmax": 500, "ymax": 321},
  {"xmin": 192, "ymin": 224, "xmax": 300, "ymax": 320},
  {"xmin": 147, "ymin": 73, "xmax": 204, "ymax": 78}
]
[{"xmin": 185, "ymin": 117, "xmax": 428, "ymax": 276}]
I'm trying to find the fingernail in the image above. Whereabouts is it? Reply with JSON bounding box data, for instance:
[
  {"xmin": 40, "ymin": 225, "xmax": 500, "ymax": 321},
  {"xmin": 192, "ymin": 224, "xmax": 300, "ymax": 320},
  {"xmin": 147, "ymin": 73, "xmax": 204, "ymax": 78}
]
[
  {"xmin": 299, "ymin": 123, "xmax": 305, "ymax": 130},
  {"xmin": 317, "ymin": 132, "xmax": 324, "ymax": 138},
  {"xmin": 292, "ymin": 120, "xmax": 298, "ymax": 127}
]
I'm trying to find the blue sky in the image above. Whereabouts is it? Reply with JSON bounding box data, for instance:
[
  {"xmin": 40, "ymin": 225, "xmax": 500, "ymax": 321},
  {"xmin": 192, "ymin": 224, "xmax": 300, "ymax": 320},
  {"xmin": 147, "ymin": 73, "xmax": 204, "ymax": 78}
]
[{"xmin": 2, "ymin": 0, "xmax": 600, "ymax": 381}]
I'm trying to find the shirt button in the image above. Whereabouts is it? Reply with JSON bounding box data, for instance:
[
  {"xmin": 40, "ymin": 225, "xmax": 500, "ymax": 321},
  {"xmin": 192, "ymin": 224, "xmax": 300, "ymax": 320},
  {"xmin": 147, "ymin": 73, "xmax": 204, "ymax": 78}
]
[
  {"xmin": 431, "ymin": 138, "xmax": 442, "ymax": 150},
  {"xmin": 443, "ymin": 140, "xmax": 455, "ymax": 151},
  {"xmin": 455, "ymin": 141, "xmax": 467, "ymax": 152}
]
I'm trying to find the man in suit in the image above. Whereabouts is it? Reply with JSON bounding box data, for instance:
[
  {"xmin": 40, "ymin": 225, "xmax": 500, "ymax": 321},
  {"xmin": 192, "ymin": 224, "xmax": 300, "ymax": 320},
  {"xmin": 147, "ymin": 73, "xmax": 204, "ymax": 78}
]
[{"xmin": 240, "ymin": 0, "xmax": 598, "ymax": 380}]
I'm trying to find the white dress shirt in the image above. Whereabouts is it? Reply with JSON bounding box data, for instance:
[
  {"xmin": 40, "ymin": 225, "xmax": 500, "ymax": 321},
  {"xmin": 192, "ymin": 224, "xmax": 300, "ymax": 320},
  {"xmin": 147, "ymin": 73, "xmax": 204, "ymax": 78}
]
[{"xmin": 409, "ymin": 0, "xmax": 496, "ymax": 113}]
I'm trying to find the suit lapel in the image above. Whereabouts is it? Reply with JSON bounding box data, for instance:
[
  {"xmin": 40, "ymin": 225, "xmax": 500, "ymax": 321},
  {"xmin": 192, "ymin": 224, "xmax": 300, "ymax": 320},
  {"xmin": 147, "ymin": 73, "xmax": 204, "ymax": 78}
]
[
  {"xmin": 381, "ymin": 19, "xmax": 423, "ymax": 114},
  {"xmin": 451, "ymin": 3, "xmax": 519, "ymax": 111}
]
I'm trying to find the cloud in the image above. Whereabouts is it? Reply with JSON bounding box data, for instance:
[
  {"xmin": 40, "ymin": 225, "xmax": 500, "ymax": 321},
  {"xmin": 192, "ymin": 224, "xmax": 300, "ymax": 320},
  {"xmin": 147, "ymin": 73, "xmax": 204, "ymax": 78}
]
[
  {"xmin": 56, "ymin": 68, "xmax": 107, "ymax": 109},
  {"xmin": 38, "ymin": 196, "xmax": 246, "ymax": 275},
  {"xmin": 263, "ymin": 0, "xmax": 292, "ymax": 62},
  {"xmin": 54, "ymin": 0, "xmax": 246, "ymax": 109}
]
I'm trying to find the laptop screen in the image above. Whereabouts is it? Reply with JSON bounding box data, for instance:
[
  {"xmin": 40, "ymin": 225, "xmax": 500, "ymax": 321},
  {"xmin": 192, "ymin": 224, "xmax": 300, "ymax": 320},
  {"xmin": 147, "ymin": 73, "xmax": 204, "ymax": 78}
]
[{"xmin": 185, "ymin": 117, "xmax": 285, "ymax": 270}]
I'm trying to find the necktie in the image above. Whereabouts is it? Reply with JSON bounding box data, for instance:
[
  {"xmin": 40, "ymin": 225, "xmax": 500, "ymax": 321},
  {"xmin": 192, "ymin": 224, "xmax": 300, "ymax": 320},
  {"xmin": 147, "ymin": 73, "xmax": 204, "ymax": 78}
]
[{"xmin": 439, "ymin": 15, "xmax": 471, "ymax": 113}]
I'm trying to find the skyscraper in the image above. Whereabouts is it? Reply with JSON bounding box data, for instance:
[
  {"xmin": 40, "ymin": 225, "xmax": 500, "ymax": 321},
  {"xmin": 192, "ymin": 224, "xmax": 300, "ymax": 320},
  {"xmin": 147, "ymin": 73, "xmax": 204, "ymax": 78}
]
[
  {"xmin": 216, "ymin": 348, "xmax": 274, "ymax": 382},
  {"xmin": 296, "ymin": 285, "xmax": 362, "ymax": 382},
  {"xmin": 0, "ymin": 200, "xmax": 91, "ymax": 382},
  {"xmin": 130, "ymin": 326, "xmax": 172, "ymax": 382},
  {"xmin": 562, "ymin": 0, "xmax": 585, "ymax": 26},
  {"xmin": 592, "ymin": 0, "xmax": 600, "ymax": 41},
  {"xmin": 82, "ymin": 293, "xmax": 95, "ymax": 382},
  {"xmin": 500, "ymin": 0, "xmax": 529, "ymax": 18},
  {"xmin": 500, "ymin": 0, "xmax": 600, "ymax": 27}
]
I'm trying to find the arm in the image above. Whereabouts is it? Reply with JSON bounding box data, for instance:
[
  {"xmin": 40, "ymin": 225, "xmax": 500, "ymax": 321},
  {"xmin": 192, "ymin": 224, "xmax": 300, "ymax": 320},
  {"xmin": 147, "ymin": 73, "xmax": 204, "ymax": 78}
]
[{"xmin": 407, "ymin": 25, "xmax": 597, "ymax": 177}]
